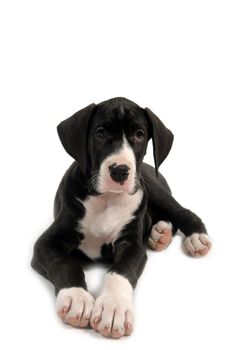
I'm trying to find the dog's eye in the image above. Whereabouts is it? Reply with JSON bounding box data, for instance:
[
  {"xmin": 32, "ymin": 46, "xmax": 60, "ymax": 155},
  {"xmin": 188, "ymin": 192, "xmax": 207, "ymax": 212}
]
[
  {"xmin": 135, "ymin": 129, "xmax": 145, "ymax": 141},
  {"xmin": 95, "ymin": 127, "xmax": 106, "ymax": 139}
]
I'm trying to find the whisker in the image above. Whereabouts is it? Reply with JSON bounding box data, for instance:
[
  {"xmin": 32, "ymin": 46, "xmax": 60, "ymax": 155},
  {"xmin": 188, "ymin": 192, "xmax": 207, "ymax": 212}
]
[
  {"xmin": 86, "ymin": 172, "xmax": 99, "ymax": 193},
  {"xmin": 136, "ymin": 173, "xmax": 149, "ymax": 191}
]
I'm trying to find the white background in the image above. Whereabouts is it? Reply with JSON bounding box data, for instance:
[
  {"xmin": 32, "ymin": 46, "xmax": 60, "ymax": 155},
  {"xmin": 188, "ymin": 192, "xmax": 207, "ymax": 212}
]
[{"xmin": 1, "ymin": 1, "xmax": 232, "ymax": 349}]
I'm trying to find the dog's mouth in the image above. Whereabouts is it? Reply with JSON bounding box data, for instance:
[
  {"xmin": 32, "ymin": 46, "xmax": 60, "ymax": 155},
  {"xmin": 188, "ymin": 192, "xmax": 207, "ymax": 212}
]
[{"xmin": 87, "ymin": 168, "xmax": 140, "ymax": 195}]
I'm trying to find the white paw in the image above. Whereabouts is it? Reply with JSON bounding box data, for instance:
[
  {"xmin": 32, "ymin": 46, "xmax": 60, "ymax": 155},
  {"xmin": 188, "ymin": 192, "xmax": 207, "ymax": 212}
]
[
  {"xmin": 56, "ymin": 287, "xmax": 94, "ymax": 328},
  {"xmin": 91, "ymin": 294, "xmax": 134, "ymax": 338},
  {"xmin": 90, "ymin": 273, "xmax": 134, "ymax": 338},
  {"xmin": 148, "ymin": 220, "xmax": 173, "ymax": 251},
  {"xmin": 183, "ymin": 233, "xmax": 212, "ymax": 257}
]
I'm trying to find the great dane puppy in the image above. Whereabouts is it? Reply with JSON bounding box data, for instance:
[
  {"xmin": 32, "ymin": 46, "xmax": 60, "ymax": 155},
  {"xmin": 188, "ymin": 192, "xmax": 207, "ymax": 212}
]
[{"xmin": 31, "ymin": 97, "xmax": 212, "ymax": 338}]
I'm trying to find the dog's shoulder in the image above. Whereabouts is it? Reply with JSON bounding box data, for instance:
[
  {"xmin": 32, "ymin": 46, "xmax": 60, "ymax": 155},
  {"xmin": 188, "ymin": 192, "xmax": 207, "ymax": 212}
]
[{"xmin": 54, "ymin": 161, "xmax": 89, "ymax": 219}]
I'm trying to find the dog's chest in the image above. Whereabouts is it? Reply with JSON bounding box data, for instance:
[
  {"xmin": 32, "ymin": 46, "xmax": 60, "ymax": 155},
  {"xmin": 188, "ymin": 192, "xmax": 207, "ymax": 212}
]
[{"xmin": 77, "ymin": 190, "xmax": 143, "ymax": 259}]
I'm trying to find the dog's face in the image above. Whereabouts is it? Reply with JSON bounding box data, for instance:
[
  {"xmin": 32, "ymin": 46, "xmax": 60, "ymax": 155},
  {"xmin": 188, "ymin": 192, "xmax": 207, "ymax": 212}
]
[
  {"xmin": 57, "ymin": 97, "xmax": 174, "ymax": 195},
  {"xmin": 87, "ymin": 101, "xmax": 149, "ymax": 194}
]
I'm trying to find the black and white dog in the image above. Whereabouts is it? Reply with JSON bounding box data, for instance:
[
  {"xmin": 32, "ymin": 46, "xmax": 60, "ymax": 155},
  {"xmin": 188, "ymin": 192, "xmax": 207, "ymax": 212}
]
[{"xmin": 31, "ymin": 97, "xmax": 211, "ymax": 338}]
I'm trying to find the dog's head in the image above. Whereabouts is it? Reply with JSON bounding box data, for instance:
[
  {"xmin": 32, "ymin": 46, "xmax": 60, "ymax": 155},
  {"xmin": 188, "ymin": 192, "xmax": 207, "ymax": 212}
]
[{"xmin": 57, "ymin": 97, "xmax": 173, "ymax": 194}]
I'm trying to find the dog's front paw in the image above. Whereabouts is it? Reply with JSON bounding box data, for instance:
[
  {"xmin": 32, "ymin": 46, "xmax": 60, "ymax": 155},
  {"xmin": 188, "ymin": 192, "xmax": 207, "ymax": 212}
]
[
  {"xmin": 90, "ymin": 294, "xmax": 134, "ymax": 338},
  {"xmin": 56, "ymin": 287, "xmax": 94, "ymax": 328},
  {"xmin": 183, "ymin": 233, "xmax": 212, "ymax": 257}
]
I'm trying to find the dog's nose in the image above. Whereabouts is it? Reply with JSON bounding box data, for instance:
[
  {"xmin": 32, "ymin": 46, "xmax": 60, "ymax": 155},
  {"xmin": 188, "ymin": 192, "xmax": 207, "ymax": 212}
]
[{"xmin": 108, "ymin": 163, "xmax": 130, "ymax": 183}]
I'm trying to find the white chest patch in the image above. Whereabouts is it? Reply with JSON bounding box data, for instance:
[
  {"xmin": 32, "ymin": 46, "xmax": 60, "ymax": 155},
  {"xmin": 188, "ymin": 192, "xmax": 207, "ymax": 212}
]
[{"xmin": 77, "ymin": 189, "xmax": 143, "ymax": 259}]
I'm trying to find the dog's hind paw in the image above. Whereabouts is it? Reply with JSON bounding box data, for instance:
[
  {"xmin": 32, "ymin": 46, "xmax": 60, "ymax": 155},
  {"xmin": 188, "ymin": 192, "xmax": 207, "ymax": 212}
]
[
  {"xmin": 183, "ymin": 233, "xmax": 212, "ymax": 257},
  {"xmin": 56, "ymin": 287, "xmax": 94, "ymax": 328},
  {"xmin": 148, "ymin": 221, "xmax": 173, "ymax": 251}
]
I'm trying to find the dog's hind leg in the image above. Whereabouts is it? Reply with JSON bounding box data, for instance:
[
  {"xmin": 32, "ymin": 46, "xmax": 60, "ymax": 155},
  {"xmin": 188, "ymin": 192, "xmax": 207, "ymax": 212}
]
[
  {"xmin": 142, "ymin": 164, "xmax": 212, "ymax": 257},
  {"xmin": 148, "ymin": 220, "xmax": 174, "ymax": 251}
]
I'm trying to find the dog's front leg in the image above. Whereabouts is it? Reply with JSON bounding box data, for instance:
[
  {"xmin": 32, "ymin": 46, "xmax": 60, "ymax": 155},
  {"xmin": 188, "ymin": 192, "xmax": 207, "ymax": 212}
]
[
  {"xmin": 31, "ymin": 221, "xmax": 94, "ymax": 328},
  {"xmin": 91, "ymin": 239, "xmax": 147, "ymax": 338}
]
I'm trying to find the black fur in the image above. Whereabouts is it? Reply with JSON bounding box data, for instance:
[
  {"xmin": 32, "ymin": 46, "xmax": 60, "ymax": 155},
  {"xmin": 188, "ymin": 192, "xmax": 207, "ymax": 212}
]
[{"xmin": 31, "ymin": 97, "xmax": 207, "ymax": 295}]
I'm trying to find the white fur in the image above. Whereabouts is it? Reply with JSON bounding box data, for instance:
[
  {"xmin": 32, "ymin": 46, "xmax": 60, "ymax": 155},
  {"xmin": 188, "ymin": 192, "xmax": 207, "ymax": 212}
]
[
  {"xmin": 150, "ymin": 220, "xmax": 173, "ymax": 241},
  {"xmin": 91, "ymin": 273, "xmax": 134, "ymax": 337},
  {"xmin": 77, "ymin": 189, "xmax": 143, "ymax": 259},
  {"xmin": 148, "ymin": 220, "xmax": 173, "ymax": 250},
  {"xmin": 184, "ymin": 233, "xmax": 211, "ymax": 256},
  {"xmin": 97, "ymin": 136, "xmax": 136, "ymax": 194},
  {"xmin": 56, "ymin": 287, "xmax": 94, "ymax": 324}
]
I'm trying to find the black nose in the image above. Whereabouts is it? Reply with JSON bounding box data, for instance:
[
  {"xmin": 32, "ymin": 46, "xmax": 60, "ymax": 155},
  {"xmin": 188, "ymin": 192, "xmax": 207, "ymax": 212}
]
[{"xmin": 108, "ymin": 163, "xmax": 130, "ymax": 183}]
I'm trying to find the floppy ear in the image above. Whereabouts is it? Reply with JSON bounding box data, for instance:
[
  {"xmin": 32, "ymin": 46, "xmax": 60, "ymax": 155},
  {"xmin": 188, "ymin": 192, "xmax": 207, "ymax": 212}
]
[
  {"xmin": 57, "ymin": 103, "xmax": 96, "ymax": 174},
  {"xmin": 144, "ymin": 107, "xmax": 174, "ymax": 176}
]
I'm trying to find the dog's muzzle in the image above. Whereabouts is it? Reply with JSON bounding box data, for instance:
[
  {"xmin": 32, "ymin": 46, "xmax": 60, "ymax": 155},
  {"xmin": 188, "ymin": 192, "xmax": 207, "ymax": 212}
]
[{"xmin": 108, "ymin": 163, "xmax": 130, "ymax": 184}]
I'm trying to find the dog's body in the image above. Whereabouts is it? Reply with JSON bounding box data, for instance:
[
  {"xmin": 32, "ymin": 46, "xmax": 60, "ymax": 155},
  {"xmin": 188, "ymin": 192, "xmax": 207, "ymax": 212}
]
[{"xmin": 31, "ymin": 97, "xmax": 211, "ymax": 338}]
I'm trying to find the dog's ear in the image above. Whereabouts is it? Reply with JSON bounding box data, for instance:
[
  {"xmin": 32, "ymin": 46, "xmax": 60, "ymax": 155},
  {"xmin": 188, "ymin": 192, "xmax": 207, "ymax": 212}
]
[
  {"xmin": 144, "ymin": 107, "xmax": 174, "ymax": 176},
  {"xmin": 57, "ymin": 103, "xmax": 96, "ymax": 174}
]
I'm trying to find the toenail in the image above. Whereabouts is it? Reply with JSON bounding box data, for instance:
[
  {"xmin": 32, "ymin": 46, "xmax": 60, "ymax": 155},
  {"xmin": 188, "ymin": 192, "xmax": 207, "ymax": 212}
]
[{"xmin": 94, "ymin": 317, "xmax": 99, "ymax": 323}]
